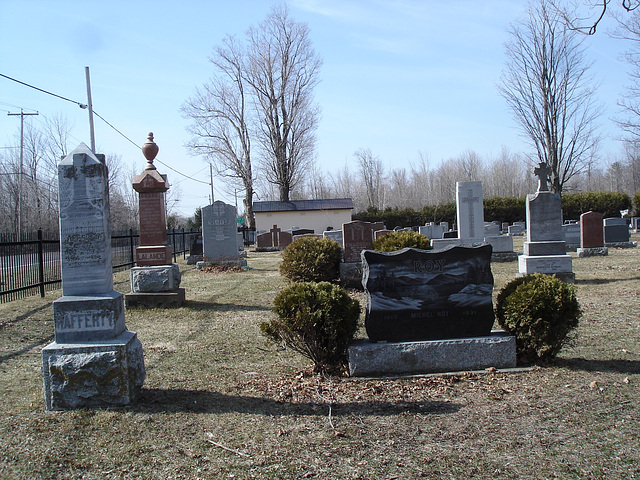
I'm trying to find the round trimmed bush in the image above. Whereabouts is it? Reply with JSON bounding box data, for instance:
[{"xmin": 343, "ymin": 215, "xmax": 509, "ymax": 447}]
[
  {"xmin": 495, "ymin": 274, "xmax": 582, "ymax": 363},
  {"xmin": 279, "ymin": 236, "xmax": 342, "ymax": 283},
  {"xmin": 372, "ymin": 230, "xmax": 431, "ymax": 252},
  {"xmin": 261, "ymin": 282, "xmax": 361, "ymax": 372}
]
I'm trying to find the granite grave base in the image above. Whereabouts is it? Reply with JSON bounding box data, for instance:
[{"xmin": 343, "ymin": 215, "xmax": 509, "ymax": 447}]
[
  {"xmin": 42, "ymin": 330, "xmax": 145, "ymax": 411},
  {"xmin": 491, "ymin": 251, "xmax": 520, "ymax": 262},
  {"xmin": 130, "ymin": 264, "xmax": 181, "ymax": 293},
  {"xmin": 577, "ymin": 247, "xmax": 609, "ymax": 258},
  {"xmin": 604, "ymin": 241, "xmax": 638, "ymax": 249},
  {"xmin": 125, "ymin": 288, "xmax": 186, "ymax": 308},
  {"xmin": 518, "ymin": 254, "xmax": 573, "ymax": 278},
  {"xmin": 347, "ymin": 330, "xmax": 516, "ymax": 377},
  {"xmin": 53, "ymin": 292, "xmax": 126, "ymax": 343}
]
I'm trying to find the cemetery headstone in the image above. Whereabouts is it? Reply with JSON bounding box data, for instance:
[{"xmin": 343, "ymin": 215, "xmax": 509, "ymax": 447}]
[
  {"xmin": 603, "ymin": 218, "xmax": 631, "ymax": 244},
  {"xmin": 255, "ymin": 225, "xmax": 293, "ymax": 250},
  {"xmin": 577, "ymin": 211, "xmax": 608, "ymax": 257},
  {"xmin": 456, "ymin": 181, "xmax": 485, "ymax": 242},
  {"xmin": 342, "ymin": 220, "xmax": 377, "ymax": 263},
  {"xmin": 518, "ymin": 163, "xmax": 573, "ymax": 281},
  {"xmin": 201, "ymin": 200, "xmax": 246, "ymax": 265},
  {"xmin": 126, "ymin": 133, "xmax": 184, "ymax": 308},
  {"xmin": 362, "ymin": 245, "xmax": 495, "ymax": 342},
  {"xmin": 42, "ymin": 143, "xmax": 145, "ymax": 411},
  {"xmin": 347, "ymin": 244, "xmax": 516, "ymax": 376},
  {"xmin": 374, "ymin": 229, "xmax": 393, "ymax": 241}
]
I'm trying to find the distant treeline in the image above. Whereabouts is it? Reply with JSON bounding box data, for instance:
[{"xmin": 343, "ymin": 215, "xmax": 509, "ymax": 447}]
[{"xmin": 354, "ymin": 192, "xmax": 634, "ymax": 230}]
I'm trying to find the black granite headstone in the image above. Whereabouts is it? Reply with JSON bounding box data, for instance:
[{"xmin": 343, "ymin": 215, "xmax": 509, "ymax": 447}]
[
  {"xmin": 362, "ymin": 245, "xmax": 494, "ymax": 342},
  {"xmin": 190, "ymin": 234, "xmax": 203, "ymax": 256}
]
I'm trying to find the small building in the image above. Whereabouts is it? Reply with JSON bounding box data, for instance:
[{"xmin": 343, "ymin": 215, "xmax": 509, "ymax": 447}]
[{"xmin": 253, "ymin": 198, "xmax": 354, "ymax": 234}]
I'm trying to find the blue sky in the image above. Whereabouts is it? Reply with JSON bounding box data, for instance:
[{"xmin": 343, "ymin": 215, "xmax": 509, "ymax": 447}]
[{"xmin": 0, "ymin": 0, "xmax": 630, "ymax": 216}]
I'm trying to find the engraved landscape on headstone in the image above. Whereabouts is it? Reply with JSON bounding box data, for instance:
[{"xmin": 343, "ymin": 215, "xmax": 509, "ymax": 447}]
[
  {"xmin": 42, "ymin": 143, "xmax": 145, "ymax": 411},
  {"xmin": 362, "ymin": 245, "xmax": 495, "ymax": 342}
]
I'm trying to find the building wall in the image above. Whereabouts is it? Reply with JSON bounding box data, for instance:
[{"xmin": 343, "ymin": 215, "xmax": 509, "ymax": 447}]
[{"xmin": 255, "ymin": 209, "xmax": 352, "ymax": 234}]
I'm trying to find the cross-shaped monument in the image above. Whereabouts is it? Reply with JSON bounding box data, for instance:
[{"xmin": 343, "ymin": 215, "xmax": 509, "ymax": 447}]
[{"xmin": 534, "ymin": 162, "xmax": 552, "ymax": 192}]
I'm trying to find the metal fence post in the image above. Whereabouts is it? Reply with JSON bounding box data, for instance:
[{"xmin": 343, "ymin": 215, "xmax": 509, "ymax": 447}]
[
  {"xmin": 129, "ymin": 228, "xmax": 135, "ymax": 267},
  {"xmin": 37, "ymin": 228, "xmax": 45, "ymax": 297}
]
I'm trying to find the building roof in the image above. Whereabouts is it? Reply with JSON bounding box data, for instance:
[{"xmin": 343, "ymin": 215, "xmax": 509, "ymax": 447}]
[{"xmin": 253, "ymin": 198, "xmax": 354, "ymax": 213}]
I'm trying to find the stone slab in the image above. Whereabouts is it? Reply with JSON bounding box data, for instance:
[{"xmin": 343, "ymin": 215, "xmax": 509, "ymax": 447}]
[
  {"xmin": 577, "ymin": 247, "xmax": 609, "ymax": 258},
  {"xmin": 604, "ymin": 224, "xmax": 630, "ymax": 243},
  {"xmin": 491, "ymin": 252, "xmax": 520, "ymax": 262},
  {"xmin": 124, "ymin": 288, "xmax": 186, "ymax": 309},
  {"xmin": 580, "ymin": 211, "xmax": 604, "ymax": 248},
  {"xmin": 604, "ymin": 241, "xmax": 637, "ymax": 249},
  {"xmin": 523, "ymin": 241, "xmax": 566, "ymax": 256},
  {"xmin": 42, "ymin": 330, "xmax": 145, "ymax": 411},
  {"xmin": 526, "ymin": 191, "xmax": 563, "ymax": 242},
  {"xmin": 347, "ymin": 331, "xmax": 516, "ymax": 377},
  {"xmin": 518, "ymin": 254, "xmax": 573, "ymax": 275},
  {"xmin": 202, "ymin": 201, "xmax": 240, "ymax": 261},
  {"xmin": 130, "ymin": 264, "xmax": 181, "ymax": 293},
  {"xmin": 456, "ymin": 181, "xmax": 484, "ymax": 242},
  {"xmin": 484, "ymin": 235, "xmax": 513, "ymax": 253},
  {"xmin": 53, "ymin": 291, "xmax": 126, "ymax": 343}
]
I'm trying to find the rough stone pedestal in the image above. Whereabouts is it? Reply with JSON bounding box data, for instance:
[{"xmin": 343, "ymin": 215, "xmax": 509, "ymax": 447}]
[
  {"xmin": 125, "ymin": 264, "xmax": 185, "ymax": 308},
  {"xmin": 577, "ymin": 247, "xmax": 609, "ymax": 258},
  {"xmin": 42, "ymin": 330, "xmax": 145, "ymax": 411},
  {"xmin": 347, "ymin": 331, "xmax": 516, "ymax": 377}
]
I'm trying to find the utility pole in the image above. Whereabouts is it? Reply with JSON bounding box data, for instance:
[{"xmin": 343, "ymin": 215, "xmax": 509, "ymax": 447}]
[
  {"xmin": 85, "ymin": 66, "xmax": 96, "ymax": 154},
  {"xmin": 210, "ymin": 163, "xmax": 214, "ymax": 204},
  {"xmin": 7, "ymin": 109, "xmax": 39, "ymax": 234}
]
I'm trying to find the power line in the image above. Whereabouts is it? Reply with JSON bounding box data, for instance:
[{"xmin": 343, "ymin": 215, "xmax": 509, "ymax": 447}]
[{"xmin": 1, "ymin": 72, "xmax": 211, "ymax": 186}]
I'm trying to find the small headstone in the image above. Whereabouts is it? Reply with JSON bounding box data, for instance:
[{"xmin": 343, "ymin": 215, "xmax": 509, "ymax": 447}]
[
  {"xmin": 603, "ymin": 218, "xmax": 630, "ymax": 243},
  {"xmin": 374, "ymin": 229, "xmax": 393, "ymax": 241},
  {"xmin": 362, "ymin": 245, "xmax": 495, "ymax": 342},
  {"xmin": 484, "ymin": 222, "xmax": 500, "ymax": 236},
  {"xmin": 577, "ymin": 211, "xmax": 608, "ymax": 257},
  {"xmin": 256, "ymin": 225, "xmax": 292, "ymax": 250},
  {"xmin": 562, "ymin": 223, "xmax": 581, "ymax": 248},
  {"xmin": 342, "ymin": 220, "xmax": 377, "ymax": 263},
  {"xmin": 508, "ymin": 225, "xmax": 524, "ymax": 236},
  {"xmin": 323, "ymin": 229, "xmax": 343, "ymax": 245}
]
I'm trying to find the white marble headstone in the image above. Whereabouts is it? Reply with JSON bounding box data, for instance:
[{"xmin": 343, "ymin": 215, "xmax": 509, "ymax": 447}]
[{"xmin": 456, "ymin": 181, "xmax": 484, "ymax": 242}]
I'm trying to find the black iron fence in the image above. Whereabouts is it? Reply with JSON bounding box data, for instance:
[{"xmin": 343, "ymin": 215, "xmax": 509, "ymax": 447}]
[{"xmin": 0, "ymin": 228, "xmax": 200, "ymax": 304}]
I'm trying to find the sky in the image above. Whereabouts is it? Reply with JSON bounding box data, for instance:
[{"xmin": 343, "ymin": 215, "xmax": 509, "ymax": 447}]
[{"xmin": 0, "ymin": 0, "xmax": 631, "ymax": 217}]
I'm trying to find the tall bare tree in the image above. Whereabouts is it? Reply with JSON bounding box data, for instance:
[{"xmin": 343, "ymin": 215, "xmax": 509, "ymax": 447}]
[
  {"xmin": 354, "ymin": 148, "xmax": 385, "ymax": 210},
  {"xmin": 183, "ymin": 36, "xmax": 256, "ymax": 228},
  {"xmin": 246, "ymin": 4, "xmax": 322, "ymax": 201},
  {"xmin": 498, "ymin": 0, "xmax": 602, "ymax": 194}
]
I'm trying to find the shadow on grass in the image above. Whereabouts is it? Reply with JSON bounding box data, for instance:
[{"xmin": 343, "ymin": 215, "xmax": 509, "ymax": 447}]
[
  {"xmin": 574, "ymin": 276, "xmax": 640, "ymax": 286},
  {"xmin": 0, "ymin": 302, "xmax": 53, "ymax": 331},
  {"xmin": 0, "ymin": 334, "xmax": 54, "ymax": 364},
  {"xmin": 134, "ymin": 388, "xmax": 461, "ymax": 417},
  {"xmin": 555, "ymin": 357, "xmax": 640, "ymax": 374},
  {"xmin": 183, "ymin": 300, "xmax": 271, "ymax": 313}
]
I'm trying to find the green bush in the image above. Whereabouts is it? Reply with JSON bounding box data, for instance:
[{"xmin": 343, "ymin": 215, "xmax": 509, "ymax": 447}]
[
  {"xmin": 279, "ymin": 236, "xmax": 342, "ymax": 283},
  {"xmin": 495, "ymin": 274, "xmax": 582, "ymax": 363},
  {"xmin": 372, "ymin": 230, "xmax": 432, "ymax": 252},
  {"xmin": 262, "ymin": 282, "xmax": 361, "ymax": 372},
  {"xmin": 562, "ymin": 191, "xmax": 631, "ymax": 220},
  {"xmin": 633, "ymin": 191, "xmax": 640, "ymax": 216}
]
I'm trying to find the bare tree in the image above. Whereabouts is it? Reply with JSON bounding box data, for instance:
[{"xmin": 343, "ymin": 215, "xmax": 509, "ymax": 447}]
[
  {"xmin": 552, "ymin": 0, "xmax": 640, "ymax": 35},
  {"xmin": 246, "ymin": 4, "xmax": 322, "ymax": 201},
  {"xmin": 354, "ymin": 148, "xmax": 385, "ymax": 210},
  {"xmin": 183, "ymin": 36, "xmax": 256, "ymax": 228},
  {"xmin": 498, "ymin": 0, "xmax": 602, "ymax": 194}
]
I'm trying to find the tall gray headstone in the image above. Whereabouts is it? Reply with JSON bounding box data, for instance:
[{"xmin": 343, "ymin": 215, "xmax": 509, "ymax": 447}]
[
  {"xmin": 457, "ymin": 181, "xmax": 484, "ymax": 242},
  {"xmin": 41, "ymin": 144, "xmax": 145, "ymax": 411},
  {"xmin": 518, "ymin": 165, "xmax": 573, "ymax": 281},
  {"xmin": 201, "ymin": 201, "xmax": 246, "ymax": 266}
]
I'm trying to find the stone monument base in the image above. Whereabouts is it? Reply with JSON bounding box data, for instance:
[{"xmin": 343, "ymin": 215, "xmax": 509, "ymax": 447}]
[
  {"xmin": 347, "ymin": 331, "xmax": 516, "ymax": 377},
  {"xmin": 195, "ymin": 258, "xmax": 247, "ymax": 269},
  {"xmin": 339, "ymin": 262, "xmax": 363, "ymax": 289},
  {"xmin": 125, "ymin": 288, "xmax": 185, "ymax": 308},
  {"xmin": 518, "ymin": 254, "xmax": 573, "ymax": 281},
  {"xmin": 42, "ymin": 330, "xmax": 145, "ymax": 411},
  {"xmin": 130, "ymin": 264, "xmax": 181, "ymax": 293},
  {"xmin": 577, "ymin": 246, "xmax": 609, "ymax": 258},
  {"xmin": 186, "ymin": 255, "xmax": 203, "ymax": 265},
  {"xmin": 491, "ymin": 251, "xmax": 520, "ymax": 263},
  {"xmin": 604, "ymin": 241, "xmax": 637, "ymax": 249}
]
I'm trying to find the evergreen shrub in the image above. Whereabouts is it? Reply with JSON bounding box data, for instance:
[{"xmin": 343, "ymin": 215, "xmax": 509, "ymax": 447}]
[
  {"xmin": 495, "ymin": 274, "xmax": 582, "ymax": 363},
  {"xmin": 262, "ymin": 282, "xmax": 361, "ymax": 372},
  {"xmin": 372, "ymin": 230, "xmax": 432, "ymax": 252},
  {"xmin": 279, "ymin": 236, "xmax": 342, "ymax": 283}
]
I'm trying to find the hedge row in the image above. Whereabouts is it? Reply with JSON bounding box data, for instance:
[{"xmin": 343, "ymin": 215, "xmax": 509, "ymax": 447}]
[{"xmin": 353, "ymin": 192, "xmax": 634, "ymax": 229}]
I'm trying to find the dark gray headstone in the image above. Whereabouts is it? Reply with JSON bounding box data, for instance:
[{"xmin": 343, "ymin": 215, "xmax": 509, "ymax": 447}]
[{"xmin": 362, "ymin": 245, "xmax": 494, "ymax": 342}]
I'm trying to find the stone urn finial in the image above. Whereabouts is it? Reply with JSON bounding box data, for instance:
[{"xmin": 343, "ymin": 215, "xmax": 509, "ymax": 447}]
[{"xmin": 142, "ymin": 132, "xmax": 159, "ymax": 170}]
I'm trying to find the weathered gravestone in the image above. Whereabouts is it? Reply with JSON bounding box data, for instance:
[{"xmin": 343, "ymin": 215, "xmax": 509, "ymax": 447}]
[
  {"xmin": 373, "ymin": 229, "xmax": 393, "ymax": 241},
  {"xmin": 126, "ymin": 133, "xmax": 184, "ymax": 308},
  {"xmin": 577, "ymin": 211, "xmax": 608, "ymax": 257},
  {"xmin": 518, "ymin": 162, "xmax": 574, "ymax": 282},
  {"xmin": 42, "ymin": 143, "xmax": 145, "ymax": 411},
  {"xmin": 347, "ymin": 245, "xmax": 516, "ymax": 376},
  {"xmin": 562, "ymin": 222, "xmax": 581, "ymax": 250},
  {"xmin": 200, "ymin": 200, "xmax": 246, "ymax": 266},
  {"xmin": 186, "ymin": 234, "xmax": 203, "ymax": 264}
]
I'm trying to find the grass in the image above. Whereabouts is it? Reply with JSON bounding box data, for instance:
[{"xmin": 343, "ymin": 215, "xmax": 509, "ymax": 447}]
[{"xmin": 1, "ymin": 237, "xmax": 639, "ymax": 479}]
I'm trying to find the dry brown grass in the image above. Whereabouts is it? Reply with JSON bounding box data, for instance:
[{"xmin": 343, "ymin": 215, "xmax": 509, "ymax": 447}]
[{"xmin": 1, "ymin": 238, "xmax": 639, "ymax": 479}]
